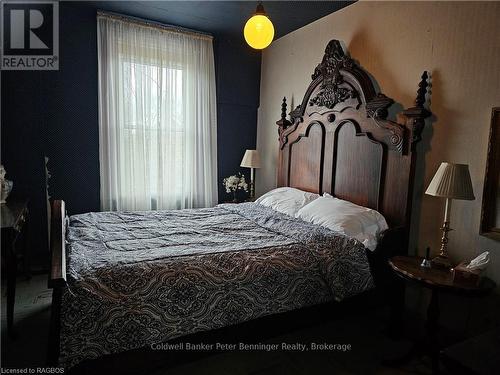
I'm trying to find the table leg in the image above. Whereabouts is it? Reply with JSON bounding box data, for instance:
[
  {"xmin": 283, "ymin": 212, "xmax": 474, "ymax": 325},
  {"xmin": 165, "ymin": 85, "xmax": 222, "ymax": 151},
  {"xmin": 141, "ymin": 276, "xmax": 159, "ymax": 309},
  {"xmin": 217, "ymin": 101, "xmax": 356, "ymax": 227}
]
[
  {"xmin": 22, "ymin": 212, "xmax": 31, "ymax": 279},
  {"xmin": 6, "ymin": 236, "xmax": 17, "ymax": 338},
  {"xmin": 387, "ymin": 277, "xmax": 406, "ymax": 339},
  {"xmin": 426, "ymin": 289, "xmax": 440, "ymax": 374}
]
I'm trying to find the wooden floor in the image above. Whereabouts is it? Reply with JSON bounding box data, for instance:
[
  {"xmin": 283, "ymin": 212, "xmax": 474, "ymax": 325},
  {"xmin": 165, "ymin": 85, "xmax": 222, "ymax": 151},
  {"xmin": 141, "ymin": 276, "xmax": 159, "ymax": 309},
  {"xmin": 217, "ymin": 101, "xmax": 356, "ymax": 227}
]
[{"xmin": 1, "ymin": 274, "xmax": 435, "ymax": 374}]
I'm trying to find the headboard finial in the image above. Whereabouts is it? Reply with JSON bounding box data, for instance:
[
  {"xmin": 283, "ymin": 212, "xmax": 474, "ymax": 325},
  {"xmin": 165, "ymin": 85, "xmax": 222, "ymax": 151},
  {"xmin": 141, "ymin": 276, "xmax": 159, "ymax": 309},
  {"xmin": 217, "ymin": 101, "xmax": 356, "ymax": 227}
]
[
  {"xmin": 311, "ymin": 39, "xmax": 351, "ymax": 81},
  {"xmin": 281, "ymin": 97, "xmax": 287, "ymax": 122},
  {"xmin": 415, "ymin": 71, "xmax": 429, "ymax": 108},
  {"xmin": 403, "ymin": 71, "xmax": 432, "ymax": 149},
  {"xmin": 276, "ymin": 97, "xmax": 292, "ymax": 148}
]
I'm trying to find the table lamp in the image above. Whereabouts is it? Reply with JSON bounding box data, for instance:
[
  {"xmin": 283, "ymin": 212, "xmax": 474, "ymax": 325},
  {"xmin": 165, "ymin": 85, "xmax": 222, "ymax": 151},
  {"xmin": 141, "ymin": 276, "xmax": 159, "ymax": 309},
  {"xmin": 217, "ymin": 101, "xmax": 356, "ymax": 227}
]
[
  {"xmin": 425, "ymin": 162, "xmax": 475, "ymax": 268},
  {"xmin": 240, "ymin": 150, "xmax": 261, "ymax": 199}
]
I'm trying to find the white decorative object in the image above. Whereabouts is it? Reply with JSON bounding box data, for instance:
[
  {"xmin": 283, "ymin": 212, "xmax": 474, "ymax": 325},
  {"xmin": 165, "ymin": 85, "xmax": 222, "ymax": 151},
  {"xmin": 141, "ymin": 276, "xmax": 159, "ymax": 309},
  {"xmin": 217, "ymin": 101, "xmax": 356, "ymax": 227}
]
[
  {"xmin": 223, "ymin": 173, "xmax": 248, "ymax": 202},
  {"xmin": 465, "ymin": 251, "xmax": 490, "ymax": 271},
  {"xmin": 240, "ymin": 149, "xmax": 261, "ymax": 199},
  {"xmin": 0, "ymin": 165, "xmax": 13, "ymax": 204}
]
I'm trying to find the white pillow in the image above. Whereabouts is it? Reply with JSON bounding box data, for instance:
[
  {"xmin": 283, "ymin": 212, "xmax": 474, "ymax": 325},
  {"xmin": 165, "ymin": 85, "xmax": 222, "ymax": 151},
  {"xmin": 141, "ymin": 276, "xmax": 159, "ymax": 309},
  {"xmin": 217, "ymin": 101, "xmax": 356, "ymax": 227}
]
[
  {"xmin": 295, "ymin": 193, "xmax": 388, "ymax": 251},
  {"xmin": 255, "ymin": 187, "xmax": 319, "ymax": 217}
]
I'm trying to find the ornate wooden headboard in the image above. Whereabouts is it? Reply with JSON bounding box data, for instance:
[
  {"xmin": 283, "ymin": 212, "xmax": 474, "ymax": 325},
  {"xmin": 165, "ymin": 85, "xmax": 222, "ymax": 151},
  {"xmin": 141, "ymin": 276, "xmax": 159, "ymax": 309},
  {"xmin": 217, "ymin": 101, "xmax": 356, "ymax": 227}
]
[{"xmin": 276, "ymin": 40, "xmax": 430, "ymax": 234}]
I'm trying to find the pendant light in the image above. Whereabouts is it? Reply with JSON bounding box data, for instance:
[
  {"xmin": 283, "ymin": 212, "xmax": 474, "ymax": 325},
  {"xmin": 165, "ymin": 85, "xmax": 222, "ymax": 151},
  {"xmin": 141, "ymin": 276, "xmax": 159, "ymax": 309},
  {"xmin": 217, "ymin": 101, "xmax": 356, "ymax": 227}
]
[{"xmin": 244, "ymin": 2, "xmax": 274, "ymax": 50}]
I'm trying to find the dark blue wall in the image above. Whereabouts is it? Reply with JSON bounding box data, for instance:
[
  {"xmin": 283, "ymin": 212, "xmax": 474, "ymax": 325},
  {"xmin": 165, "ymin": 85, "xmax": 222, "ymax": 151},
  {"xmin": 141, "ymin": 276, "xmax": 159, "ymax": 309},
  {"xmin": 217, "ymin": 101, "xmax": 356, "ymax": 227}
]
[
  {"xmin": 215, "ymin": 34, "xmax": 260, "ymax": 201},
  {"xmin": 1, "ymin": 2, "xmax": 261, "ymax": 268}
]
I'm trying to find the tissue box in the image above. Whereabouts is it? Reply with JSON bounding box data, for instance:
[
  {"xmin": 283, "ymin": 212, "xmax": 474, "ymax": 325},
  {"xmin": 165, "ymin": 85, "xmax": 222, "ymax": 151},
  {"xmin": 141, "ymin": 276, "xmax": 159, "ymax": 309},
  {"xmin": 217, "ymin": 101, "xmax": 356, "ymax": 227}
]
[{"xmin": 452, "ymin": 262, "xmax": 481, "ymax": 286}]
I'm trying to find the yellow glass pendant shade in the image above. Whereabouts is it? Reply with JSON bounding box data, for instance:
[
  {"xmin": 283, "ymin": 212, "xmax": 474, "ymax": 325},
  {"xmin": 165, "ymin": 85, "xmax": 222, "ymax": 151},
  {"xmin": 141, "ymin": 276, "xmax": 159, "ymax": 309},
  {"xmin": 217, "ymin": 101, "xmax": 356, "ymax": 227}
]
[{"xmin": 244, "ymin": 4, "xmax": 274, "ymax": 50}]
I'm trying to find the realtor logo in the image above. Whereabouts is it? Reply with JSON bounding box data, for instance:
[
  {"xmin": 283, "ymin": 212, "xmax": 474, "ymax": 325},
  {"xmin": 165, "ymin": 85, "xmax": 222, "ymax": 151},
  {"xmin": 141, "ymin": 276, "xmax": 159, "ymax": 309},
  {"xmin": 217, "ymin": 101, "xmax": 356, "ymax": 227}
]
[{"xmin": 1, "ymin": 1, "xmax": 59, "ymax": 70}]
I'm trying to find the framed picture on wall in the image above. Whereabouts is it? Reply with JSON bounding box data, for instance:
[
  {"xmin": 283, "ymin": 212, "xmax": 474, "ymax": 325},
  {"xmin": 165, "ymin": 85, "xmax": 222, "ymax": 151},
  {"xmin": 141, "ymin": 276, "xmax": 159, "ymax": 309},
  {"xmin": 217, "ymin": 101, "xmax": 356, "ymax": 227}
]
[{"xmin": 480, "ymin": 107, "xmax": 500, "ymax": 241}]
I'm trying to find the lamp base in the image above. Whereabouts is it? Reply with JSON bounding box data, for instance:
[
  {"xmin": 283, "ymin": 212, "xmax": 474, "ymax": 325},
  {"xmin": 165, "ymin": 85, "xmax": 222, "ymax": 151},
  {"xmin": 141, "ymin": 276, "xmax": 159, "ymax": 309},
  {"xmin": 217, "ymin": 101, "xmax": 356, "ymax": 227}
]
[
  {"xmin": 431, "ymin": 254, "xmax": 452, "ymax": 270},
  {"xmin": 249, "ymin": 181, "xmax": 255, "ymax": 200}
]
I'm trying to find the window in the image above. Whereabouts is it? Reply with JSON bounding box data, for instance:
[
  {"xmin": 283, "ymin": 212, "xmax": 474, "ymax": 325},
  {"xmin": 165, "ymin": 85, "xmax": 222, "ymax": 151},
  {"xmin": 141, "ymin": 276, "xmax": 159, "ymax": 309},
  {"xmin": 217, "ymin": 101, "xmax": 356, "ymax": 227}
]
[{"xmin": 97, "ymin": 14, "xmax": 217, "ymax": 211}]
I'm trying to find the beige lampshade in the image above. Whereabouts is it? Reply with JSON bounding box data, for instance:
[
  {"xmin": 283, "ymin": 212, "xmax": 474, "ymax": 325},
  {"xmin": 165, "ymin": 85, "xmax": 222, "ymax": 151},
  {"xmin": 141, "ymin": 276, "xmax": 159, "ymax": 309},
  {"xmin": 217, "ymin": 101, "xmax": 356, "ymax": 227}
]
[
  {"xmin": 240, "ymin": 150, "xmax": 261, "ymax": 168},
  {"xmin": 425, "ymin": 162, "xmax": 475, "ymax": 200}
]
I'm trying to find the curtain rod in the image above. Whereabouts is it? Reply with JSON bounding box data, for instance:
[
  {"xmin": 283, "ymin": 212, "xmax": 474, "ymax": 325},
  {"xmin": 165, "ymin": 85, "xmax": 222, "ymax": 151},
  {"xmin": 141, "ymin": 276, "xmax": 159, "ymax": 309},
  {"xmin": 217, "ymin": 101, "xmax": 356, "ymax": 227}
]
[{"xmin": 97, "ymin": 10, "xmax": 213, "ymax": 41}]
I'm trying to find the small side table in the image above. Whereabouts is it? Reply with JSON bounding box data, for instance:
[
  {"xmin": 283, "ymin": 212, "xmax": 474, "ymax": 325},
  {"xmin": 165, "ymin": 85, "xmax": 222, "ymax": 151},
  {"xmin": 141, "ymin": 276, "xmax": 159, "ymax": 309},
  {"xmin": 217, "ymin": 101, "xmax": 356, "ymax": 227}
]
[
  {"xmin": 388, "ymin": 256, "xmax": 495, "ymax": 374},
  {"xmin": 1, "ymin": 198, "xmax": 31, "ymax": 337}
]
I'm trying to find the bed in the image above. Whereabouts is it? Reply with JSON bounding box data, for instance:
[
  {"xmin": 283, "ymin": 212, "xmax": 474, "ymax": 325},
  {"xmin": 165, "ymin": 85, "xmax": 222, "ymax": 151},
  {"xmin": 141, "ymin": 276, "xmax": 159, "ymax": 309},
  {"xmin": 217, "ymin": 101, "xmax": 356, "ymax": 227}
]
[{"xmin": 48, "ymin": 39, "xmax": 431, "ymax": 372}]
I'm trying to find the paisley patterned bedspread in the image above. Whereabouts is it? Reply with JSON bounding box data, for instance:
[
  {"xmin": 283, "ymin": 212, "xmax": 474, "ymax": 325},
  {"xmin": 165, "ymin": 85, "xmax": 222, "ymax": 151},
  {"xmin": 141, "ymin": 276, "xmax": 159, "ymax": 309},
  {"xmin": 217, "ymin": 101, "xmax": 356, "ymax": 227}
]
[{"xmin": 60, "ymin": 203, "xmax": 374, "ymax": 368}]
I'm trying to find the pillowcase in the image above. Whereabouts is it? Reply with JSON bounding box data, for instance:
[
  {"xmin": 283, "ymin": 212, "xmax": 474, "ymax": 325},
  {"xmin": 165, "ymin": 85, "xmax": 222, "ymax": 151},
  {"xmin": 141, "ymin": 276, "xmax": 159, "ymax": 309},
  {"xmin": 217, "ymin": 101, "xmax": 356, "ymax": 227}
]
[
  {"xmin": 295, "ymin": 193, "xmax": 388, "ymax": 251},
  {"xmin": 255, "ymin": 187, "xmax": 319, "ymax": 217}
]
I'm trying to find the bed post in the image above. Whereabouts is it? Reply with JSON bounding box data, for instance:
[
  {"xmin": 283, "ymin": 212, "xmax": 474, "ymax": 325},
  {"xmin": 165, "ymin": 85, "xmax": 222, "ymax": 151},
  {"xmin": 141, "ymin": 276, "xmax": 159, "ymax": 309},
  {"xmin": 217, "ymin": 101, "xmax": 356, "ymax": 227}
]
[
  {"xmin": 402, "ymin": 71, "xmax": 432, "ymax": 237},
  {"xmin": 47, "ymin": 200, "xmax": 67, "ymax": 366},
  {"xmin": 383, "ymin": 72, "xmax": 431, "ymax": 337}
]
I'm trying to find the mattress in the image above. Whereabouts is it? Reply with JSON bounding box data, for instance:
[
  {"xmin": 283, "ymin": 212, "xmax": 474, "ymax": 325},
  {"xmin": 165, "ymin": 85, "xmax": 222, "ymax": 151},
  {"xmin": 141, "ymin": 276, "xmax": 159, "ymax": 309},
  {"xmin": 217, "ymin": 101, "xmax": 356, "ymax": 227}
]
[{"xmin": 60, "ymin": 202, "xmax": 374, "ymax": 368}]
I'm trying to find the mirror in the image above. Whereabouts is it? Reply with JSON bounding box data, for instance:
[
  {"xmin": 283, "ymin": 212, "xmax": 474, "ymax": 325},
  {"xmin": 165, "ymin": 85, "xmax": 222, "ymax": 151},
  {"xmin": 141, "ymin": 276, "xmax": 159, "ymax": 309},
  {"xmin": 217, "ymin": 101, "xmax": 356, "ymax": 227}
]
[{"xmin": 480, "ymin": 107, "xmax": 500, "ymax": 240}]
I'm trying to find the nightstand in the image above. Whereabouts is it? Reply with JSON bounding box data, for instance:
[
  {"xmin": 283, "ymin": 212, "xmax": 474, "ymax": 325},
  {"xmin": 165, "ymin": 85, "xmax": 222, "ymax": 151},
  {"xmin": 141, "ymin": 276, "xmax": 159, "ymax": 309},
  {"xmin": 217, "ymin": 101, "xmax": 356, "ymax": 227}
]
[
  {"xmin": 1, "ymin": 198, "xmax": 31, "ymax": 337},
  {"xmin": 388, "ymin": 256, "xmax": 495, "ymax": 374}
]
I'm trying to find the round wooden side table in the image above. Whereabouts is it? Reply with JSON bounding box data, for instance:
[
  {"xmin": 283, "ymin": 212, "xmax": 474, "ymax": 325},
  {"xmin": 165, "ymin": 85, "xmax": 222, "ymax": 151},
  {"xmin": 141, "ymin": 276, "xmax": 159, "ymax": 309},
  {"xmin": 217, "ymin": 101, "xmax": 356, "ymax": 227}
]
[{"xmin": 388, "ymin": 256, "xmax": 495, "ymax": 374}]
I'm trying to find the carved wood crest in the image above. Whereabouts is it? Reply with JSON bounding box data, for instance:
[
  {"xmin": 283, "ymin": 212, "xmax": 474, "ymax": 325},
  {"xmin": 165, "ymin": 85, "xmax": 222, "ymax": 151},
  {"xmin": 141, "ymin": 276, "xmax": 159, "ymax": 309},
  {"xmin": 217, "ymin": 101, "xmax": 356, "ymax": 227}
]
[
  {"xmin": 309, "ymin": 40, "xmax": 358, "ymax": 110},
  {"xmin": 311, "ymin": 40, "xmax": 354, "ymax": 81}
]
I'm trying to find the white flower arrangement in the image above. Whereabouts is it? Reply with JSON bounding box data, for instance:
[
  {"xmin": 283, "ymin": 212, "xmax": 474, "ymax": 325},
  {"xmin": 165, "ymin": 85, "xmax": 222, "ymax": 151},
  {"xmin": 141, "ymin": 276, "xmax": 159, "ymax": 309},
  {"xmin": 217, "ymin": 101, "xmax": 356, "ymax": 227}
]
[
  {"xmin": 223, "ymin": 173, "xmax": 248, "ymax": 201},
  {"xmin": 223, "ymin": 173, "xmax": 248, "ymax": 193},
  {"xmin": 0, "ymin": 165, "xmax": 13, "ymax": 203}
]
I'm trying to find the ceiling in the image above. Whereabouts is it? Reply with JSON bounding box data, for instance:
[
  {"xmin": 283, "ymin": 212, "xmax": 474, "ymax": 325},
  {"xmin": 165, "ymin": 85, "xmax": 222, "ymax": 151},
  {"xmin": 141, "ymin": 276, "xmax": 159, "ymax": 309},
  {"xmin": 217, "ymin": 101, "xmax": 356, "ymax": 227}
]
[{"xmin": 84, "ymin": 1, "xmax": 354, "ymax": 38}]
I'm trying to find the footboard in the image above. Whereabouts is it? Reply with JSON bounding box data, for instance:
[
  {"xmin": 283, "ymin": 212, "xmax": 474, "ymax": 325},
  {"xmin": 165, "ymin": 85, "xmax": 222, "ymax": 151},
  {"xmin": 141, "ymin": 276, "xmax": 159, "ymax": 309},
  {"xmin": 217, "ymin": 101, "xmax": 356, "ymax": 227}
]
[{"xmin": 47, "ymin": 200, "xmax": 67, "ymax": 365}]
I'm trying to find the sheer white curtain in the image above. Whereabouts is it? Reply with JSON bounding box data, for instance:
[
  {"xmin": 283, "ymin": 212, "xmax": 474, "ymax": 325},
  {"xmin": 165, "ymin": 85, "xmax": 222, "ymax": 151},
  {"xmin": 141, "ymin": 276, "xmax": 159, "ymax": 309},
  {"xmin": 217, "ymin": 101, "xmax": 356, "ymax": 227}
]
[{"xmin": 97, "ymin": 14, "xmax": 217, "ymax": 211}]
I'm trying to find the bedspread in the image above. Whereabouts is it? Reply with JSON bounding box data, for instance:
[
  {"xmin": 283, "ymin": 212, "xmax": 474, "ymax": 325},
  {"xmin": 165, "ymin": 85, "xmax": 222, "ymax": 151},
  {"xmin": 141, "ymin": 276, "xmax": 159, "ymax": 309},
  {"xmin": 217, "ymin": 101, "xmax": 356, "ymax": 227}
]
[{"xmin": 60, "ymin": 203, "xmax": 374, "ymax": 368}]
